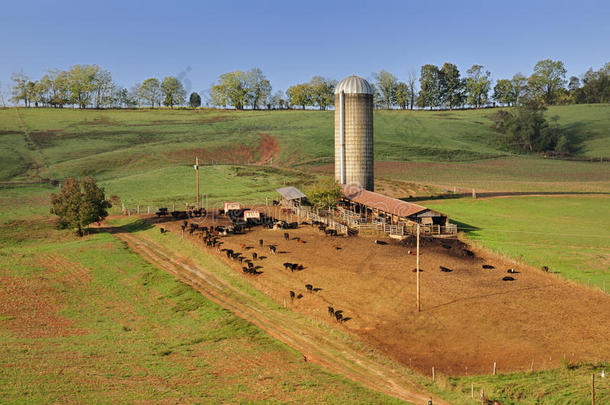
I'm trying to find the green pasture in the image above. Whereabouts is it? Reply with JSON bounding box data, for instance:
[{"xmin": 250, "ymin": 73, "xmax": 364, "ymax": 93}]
[
  {"xmin": 100, "ymin": 164, "xmax": 314, "ymax": 208},
  {"xmin": 426, "ymin": 195, "xmax": 610, "ymax": 290},
  {"xmin": 377, "ymin": 156, "xmax": 610, "ymax": 193},
  {"xmin": 0, "ymin": 187, "xmax": 404, "ymax": 404},
  {"xmin": 1, "ymin": 185, "xmax": 608, "ymax": 404},
  {"xmin": 1, "ymin": 104, "xmax": 609, "ymax": 185}
]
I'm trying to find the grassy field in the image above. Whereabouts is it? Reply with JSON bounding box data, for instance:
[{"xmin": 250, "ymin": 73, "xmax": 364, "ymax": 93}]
[
  {"xmin": 1, "ymin": 106, "xmax": 608, "ymax": 403},
  {"xmin": 424, "ymin": 195, "xmax": 610, "ymax": 290},
  {"xmin": 0, "ymin": 186, "xmax": 407, "ymax": 404},
  {"xmin": 1, "ymin": 105, "xmax": 608, "ymax": 184}
]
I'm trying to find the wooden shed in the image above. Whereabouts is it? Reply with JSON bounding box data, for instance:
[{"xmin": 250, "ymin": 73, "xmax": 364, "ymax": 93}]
[{"xmin": 276, "ymin": 186, "xmax": 306, "ymax": 207}]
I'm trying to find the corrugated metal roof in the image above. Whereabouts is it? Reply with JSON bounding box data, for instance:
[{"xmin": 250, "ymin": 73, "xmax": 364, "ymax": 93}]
[
  {"xmin": 341, "ymin": 187, "xmax": 428, "ymax": 218},
  {"xmin": 276, "ymin": 186, "xmax": 306, "ymax": 200},
  {"xmin": 334, "ymin": 75, "xmax": 373, "ymax": 95}
]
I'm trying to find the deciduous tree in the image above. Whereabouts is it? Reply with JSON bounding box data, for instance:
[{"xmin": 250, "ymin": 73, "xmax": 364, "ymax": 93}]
[
  {"xmin": 511, "ymin": 73, "xmax": 528, "ymax": 106},
  {"xmin": 161, "ymin": 76, "xmax": 186, "ymax": 108},
  {"xmin": 373, "ymin": 70, "xmax": 398, "ymax": 109},
  {"xmin": 309, "ymin": 76, "xmax": 336, "ymax": 110},
  {"xmin": 210, "ymin": 70, "xmax": 249, "ymax": 109},
  {"xmin": 440, "ymin": 62, "xmax": 465, "ymax": 109},
  {"xmin": 286, "ymin": 83, "xmax": 312, "ymax": 109},
  {"xmin": 246, "ymin": 68, "xmax": 271, "ymax": 110},
  {"xmin": 465, "ymin": 65, "xmax": 491, "ymax": 108},
  {"xmin": 417, "ymin": 64, "xmax": 442, "ymax": 109},
  {"xmin": 394, "ymin": 82, "xmax": 409, "ymax": 109},
  {"xmin": 493, "ymin": 79, "xmax": 515, "ymax": 106},
  {"xmin": 140, "ymin": 78, "xmax": 162, "ymax": 108},
  {"xmin": 528, "ymin": 59, "xmax": 567, "ymax": 104},
  {"xmin": 50, "ymin": 177, "xmax": 111, "ymax": 235}
]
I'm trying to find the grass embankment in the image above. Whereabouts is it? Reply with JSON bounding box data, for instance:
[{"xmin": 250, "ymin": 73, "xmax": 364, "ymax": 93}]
[
  {"xmin": 0, "ymin": 185, "xmax": 404, "ymax": 404},
  {"xmin": 426, "ymin": 196, "xmax": 610, "ymax": 290}
]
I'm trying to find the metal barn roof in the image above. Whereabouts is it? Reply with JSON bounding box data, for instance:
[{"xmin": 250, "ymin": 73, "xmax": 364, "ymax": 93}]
[
  {"xmin": 334, "ymin": 75, "xmax": 373, "ymax": 95},
  {"xmin": 341, "ymin": 187, "xmax": 429, "ymax": 218},
  {"xmin": 276, "ymin": 186, "xmax": 306, "ymax": 201}
]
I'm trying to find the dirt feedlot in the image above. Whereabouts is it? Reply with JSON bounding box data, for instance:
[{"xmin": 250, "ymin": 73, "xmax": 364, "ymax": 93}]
[{"xmin": 153, "ymin": 210, "xmax": 610, "ymax": 376}]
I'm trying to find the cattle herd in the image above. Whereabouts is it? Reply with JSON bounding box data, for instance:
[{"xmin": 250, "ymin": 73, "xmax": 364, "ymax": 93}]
[
  {"xmin": 157, "ymin": 205, "xmax": 547, "ymax": 327},
  {"xmin": 158, "ymin": 206, "xmax": 352, "ymax": 324}
]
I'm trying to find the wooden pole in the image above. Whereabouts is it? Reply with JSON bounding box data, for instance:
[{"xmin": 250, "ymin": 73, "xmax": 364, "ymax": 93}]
[
  {"xmin": 432, "ymin": 366, "xmax": 435, "ymax": 382},
  {"xmin": 493, "ymin": 361, "xmax": 497, "ymax": 375},
  {"xmin": 471, "ymin": 382, "xmax": 474, "ymax": 399},
  {"xmin": 591, "ymin": 374, "xmax": 595, "ymax": 405},
  {"xmin": 195, "ymin": 157, "xmax": 200, "ymax": 209},
  {"xmin": 416, "ymin": 223, "xmax": 421, "ymax": 312}
]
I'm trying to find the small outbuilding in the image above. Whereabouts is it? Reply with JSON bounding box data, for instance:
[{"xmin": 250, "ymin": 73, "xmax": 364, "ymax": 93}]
[{"xmin": 276, "ymin": 186, "xmax": 306, "ymax": 207}]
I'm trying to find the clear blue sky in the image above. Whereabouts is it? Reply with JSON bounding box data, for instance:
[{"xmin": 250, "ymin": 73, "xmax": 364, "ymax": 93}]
[{"xmin": 1, "ymin": 0, "xmax": 609, "ymax": 96}]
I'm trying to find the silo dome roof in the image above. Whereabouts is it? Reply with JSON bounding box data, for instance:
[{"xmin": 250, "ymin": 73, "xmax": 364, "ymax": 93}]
[{"xmin": 334, "ymin": 75, "xmax": 373, "ymax": 95}]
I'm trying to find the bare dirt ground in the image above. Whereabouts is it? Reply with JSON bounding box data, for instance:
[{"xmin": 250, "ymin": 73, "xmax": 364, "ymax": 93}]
[
  {"xmin": 113, "ymin": 226, "xmax": 446, "ymax": 404},
  {"xmin": 0, "ymin": 253, "xmax": 90, "ymax": 338},
  {"xmin": 153, "ymin": 209, "xmax": 610, "ymax": 377}
]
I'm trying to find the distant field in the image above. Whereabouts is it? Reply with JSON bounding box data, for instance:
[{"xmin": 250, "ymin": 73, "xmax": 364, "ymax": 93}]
[
  {"xmin": 372, "ymin": 157, "xmax": 610, "ymax": 193},
  {"xmin": 1, "ymin": 105, "xmax": 609, "ymax": 184},
  {"xmin": 425, "ymin": 195, "xmax": 610, "ymax": 290}
]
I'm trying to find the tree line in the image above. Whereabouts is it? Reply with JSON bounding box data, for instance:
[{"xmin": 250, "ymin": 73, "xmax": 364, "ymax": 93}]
[{"xmin": 7, "ymin": 60, "xmax": 609, "ymax": 109}]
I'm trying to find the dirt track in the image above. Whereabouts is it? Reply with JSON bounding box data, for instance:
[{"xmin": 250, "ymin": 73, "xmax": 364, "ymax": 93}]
[
  {"xmin": 152, "ymin": 211, "xmax": 610, "ymax": 378},
  {"xmin": 113, "ymin": 228, "xmax": 445, "ymax": 404}
]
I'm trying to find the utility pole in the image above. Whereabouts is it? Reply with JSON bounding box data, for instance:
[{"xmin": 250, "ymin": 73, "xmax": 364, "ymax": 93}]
[
  {"xmin": 416, "ymin": 223, "xmax": 421, "ymax": 312},
  {"xmin": 194, "ymin": 157, "xmax": 199, "ymax": 209}
]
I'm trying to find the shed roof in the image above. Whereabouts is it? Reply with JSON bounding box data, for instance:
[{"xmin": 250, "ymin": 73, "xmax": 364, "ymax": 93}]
[
  {"xmin": 276, "ymin": 186, "xmax": 306, "ymax": 201},
  {"xmin": 341, "ymin": 187, "xmax": 428, "ymax": 218}
]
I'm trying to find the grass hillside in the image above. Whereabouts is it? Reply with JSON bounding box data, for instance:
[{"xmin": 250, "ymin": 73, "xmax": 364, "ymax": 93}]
[{"xmin": 1, "ymin": 105, "xmax": 608, "ymax": 186}]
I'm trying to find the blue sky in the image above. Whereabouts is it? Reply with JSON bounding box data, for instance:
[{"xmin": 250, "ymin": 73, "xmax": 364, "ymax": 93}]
[{"xmin": 1, "ymin": 0, "xmax": 609, "ymax": 96}]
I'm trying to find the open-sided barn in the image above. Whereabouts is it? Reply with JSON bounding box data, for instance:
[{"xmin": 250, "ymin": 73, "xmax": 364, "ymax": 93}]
[{"xmin": 341, "ymin": 186, "xmax": 449, "ymax": 227}]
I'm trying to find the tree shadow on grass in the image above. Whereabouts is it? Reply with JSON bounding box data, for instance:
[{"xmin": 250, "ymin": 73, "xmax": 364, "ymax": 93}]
[{"xmin": 91, "ymin": 218, "xmax": 155, "ymax": 235}]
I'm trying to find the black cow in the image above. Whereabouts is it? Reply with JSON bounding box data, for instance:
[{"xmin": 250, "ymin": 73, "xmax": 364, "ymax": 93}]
[
  {"xmin": 259, "ymin": 239, "xmax": 264, "ymax": 247},
  {"xmin": 482, "ymin": 264, "xmax": 495, "ymax": 269},
  {"xmin": 374, "ymin": 240, "xmax": 387, "ymax": 245},
  {"xmin": 283, "ymin": 262, "xmax": 293, "ymax": 270},
  {"xmin": 335, "ymin": 312, "xmax": 343, "ymax": 322},
  {"xmin": 328, "ymin": 306, "xmax": 334, "ymax": 316},
  {"xmin": 269, "ymin": 246, "xmax": 277, "ymax": 254},
  {"xmin": 305, "ymin": 284, "xmax": 313, "ymax": 292},
  {"xmin": 252, "ymin": 252, "xmax": 258, "ymax": 260},
  {"xmin": 289, "ymin": 291, "xmax": 295, "ymax": 301},
  {"xmin": 440, "ymin": 266, "xmax": 453, "ymax": 272},
  {"xmin": 502, "ymin": 276, "xmax": 515, "ymax": 281},
  {"xmin": 284, "ymin": 232, "xmax": 290, "ymax": 241}
]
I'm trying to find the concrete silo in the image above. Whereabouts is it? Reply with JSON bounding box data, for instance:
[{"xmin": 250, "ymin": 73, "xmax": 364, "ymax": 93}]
[{"xmin": 334, "ymin": 75, "xmax": 374, "ymax": 191}]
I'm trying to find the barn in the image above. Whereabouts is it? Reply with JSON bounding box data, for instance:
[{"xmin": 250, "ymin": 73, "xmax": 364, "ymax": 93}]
[{"xmin": 340, "ymin": 186, "xmax": 453, "ymax": 233}]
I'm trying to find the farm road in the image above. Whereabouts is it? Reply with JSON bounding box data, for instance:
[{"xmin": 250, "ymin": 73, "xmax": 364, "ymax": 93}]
[{"xmin": 112, "ymin": 229, "xmax": 447, "ymax": 405}]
